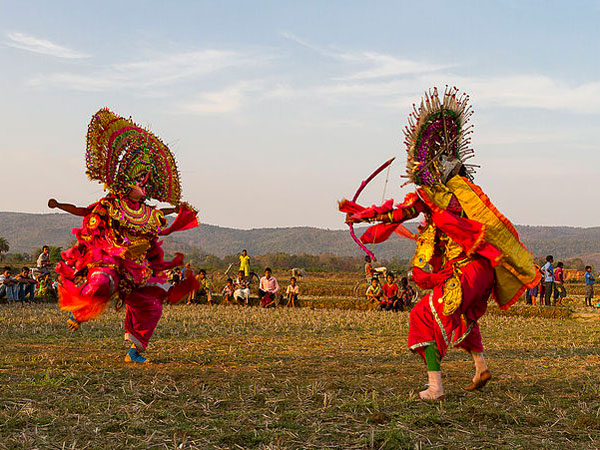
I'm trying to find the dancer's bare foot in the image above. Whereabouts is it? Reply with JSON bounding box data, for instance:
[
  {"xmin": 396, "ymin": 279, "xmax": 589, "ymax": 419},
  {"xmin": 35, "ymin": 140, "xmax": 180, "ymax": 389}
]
[
  {"xmin": 419, "ymin": 371, "xmax": 445, "ymax": 401},
  {"xmin": 464, "ymin": 369, "xmax": 491, "ymax": 391}
]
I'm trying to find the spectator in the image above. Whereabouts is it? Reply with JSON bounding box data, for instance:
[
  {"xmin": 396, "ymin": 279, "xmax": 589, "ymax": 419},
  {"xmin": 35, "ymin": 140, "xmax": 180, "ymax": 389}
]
[
  {"xmin": 366, "ymin": 277, "xmax": 382, "ymax": 307},
  {"xmin": 553, "ymin": 262, "xmax": 566, "ymax": 306},
  {"xmin": 584, "ymin": 265, "xmax": 595, "ymax": 307},
  {"xmin": 169, "ymin": 268, "xmax": 181, "ymax": 285},
  {"xmin": 239, "ymin": 249, "xmax": 251, "ymax": 278},
  {"xmin": 182, "ymin": 264, "xmax": 196, "ymax": 303},
  {"xmin": 285, "ymin": 276, "xmax": 300, "ymax": 307},
  {"xmin": 0, "ymin": 266, "xmax": 19, "ymax": 302},
  {"xmin": 397, "ymin": 277, "xmax": 415, "ymax": 311},
  {"xmin": 221, "ymin": 278, "xmax": 235, "ymax": 305},
  {"xmin": 259, "ymin": 267, "xmax": 279, "ymax": 308},
  {"xmin": 525, "ymin": 284, "xmax": 538, "ymax": 306},
  {"xmin": 16, "ymin": 267, "xmax": 36, "ymax": 302},
  {"xmin": 181, "ymin": 263, "xmax": 194, "ymax": 280},
  {"xmin": 37, "ymin": 273, "xmax": 57, "ymax": 300},
  {"xmin": 234, "ymin": 270, "xmax": 250, "ymax": 306},
  {"xmin": 36, "ymin": 246, "xmax": 52, "ymax": 275},
  {"xmin": 190, "ymin": 269, "xmax": 212, "ymax": 305},
  {"xmin": 364, "ymin": 255, "xmax": 374, "ymax": 283},
  {"xmin": 381, "ymin": 273, "xmax": 398, "ymax": 311},
  {"xmin": 541, "ymin": 255, "xmax": 554, "ymax": 306}
]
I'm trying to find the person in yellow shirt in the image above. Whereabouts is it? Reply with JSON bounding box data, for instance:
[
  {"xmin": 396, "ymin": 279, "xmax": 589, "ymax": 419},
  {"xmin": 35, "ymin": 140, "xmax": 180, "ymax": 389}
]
[{"xmin": 239, "ymin": 249, "xmax": 251, "ymax": 278}]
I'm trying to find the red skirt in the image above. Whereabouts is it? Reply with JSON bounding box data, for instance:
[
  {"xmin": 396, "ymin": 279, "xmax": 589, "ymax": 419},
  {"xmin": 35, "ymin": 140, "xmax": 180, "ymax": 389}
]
[{"xmin": 408, "ymin": 257, "xmax": 494, "ymax": 361}]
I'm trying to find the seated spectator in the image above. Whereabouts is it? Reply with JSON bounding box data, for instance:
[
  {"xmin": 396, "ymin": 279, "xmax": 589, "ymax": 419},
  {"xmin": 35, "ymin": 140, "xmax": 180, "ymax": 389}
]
[
  {"xmin": 286, "ymin": 276, "xmax": 300, "ymax": 307},
  {"xmin": 37, "ymin": 273, "xmax": 57, "ymax": 300},
  {"xmin": 190, "ymin": 269, "xmax": 212, "ymax": 305},
  {"xmin": 234, "ymin": 270, "xmax": 250, "ymax": 306},
  {"xmin": 366, "ymin": 277, "xmax": 382, "ymax": 306},
  {"xmin": 36, "ymin": 246, "xmax": 52, "ymax": 275},
  {"xmin": 381, "ymin": 273, "xmax": 398, "ymax": 311},
  {"xmin": 0, "ymin": 267, "xmax": 19, "ymax": 302},
  {"xmin": 169, "ymin": 268, "xmax": 181, "ymax": 285},
  {"xmin": 221, "ymin": 278, "xmax": 235, "ymax": 305},
  {"xmin": 259, "ymin": 267, "xmax": 279, "ymax": 308},
  {"xmin": 397, "ymin": 277, "xmax": 415, "ymax": 311},
  {"xmin": 16, "ymin": 267, "xmax": 36, "ymax": 302}
]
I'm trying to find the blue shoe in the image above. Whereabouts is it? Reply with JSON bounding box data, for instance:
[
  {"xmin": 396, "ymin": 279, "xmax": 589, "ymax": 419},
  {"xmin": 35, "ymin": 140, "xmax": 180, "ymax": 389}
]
[
  {"xmin": 124, "ymin": 345, "xmax": 149, "ymax": 364},
  {"xmin": 67, "ymin": 314, "xmax": 80, "ymax": 331}
]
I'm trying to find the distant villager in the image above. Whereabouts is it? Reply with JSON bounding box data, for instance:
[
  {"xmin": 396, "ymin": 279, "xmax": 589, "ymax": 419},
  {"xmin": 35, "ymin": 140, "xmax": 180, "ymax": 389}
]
[
  {"xmin": 340, "ymin": 87, "xmax": 540, "ymax": 400},
  {"xmin": 291, "ymin": 268, "xmax": 307, "ymax": 278}
]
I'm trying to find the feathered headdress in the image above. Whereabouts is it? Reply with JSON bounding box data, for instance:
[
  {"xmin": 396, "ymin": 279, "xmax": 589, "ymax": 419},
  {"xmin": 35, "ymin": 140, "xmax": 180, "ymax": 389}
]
[
  {"xmin": 85, "ymin": 108, "xmax": 182, "ymax": 205},
  {"xmin": 404, "ymin": 87, "xmax": 476, "ymax": 186}
]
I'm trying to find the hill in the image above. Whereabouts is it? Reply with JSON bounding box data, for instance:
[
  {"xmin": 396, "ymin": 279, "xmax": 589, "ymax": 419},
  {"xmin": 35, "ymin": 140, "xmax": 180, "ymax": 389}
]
[{"xmin": 1, "ymin": 212, "xmax": 599, "ymax": 265}]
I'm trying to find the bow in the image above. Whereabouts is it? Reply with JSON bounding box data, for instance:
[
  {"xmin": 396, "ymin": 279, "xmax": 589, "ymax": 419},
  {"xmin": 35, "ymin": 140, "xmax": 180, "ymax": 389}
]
[{"xmin": 347, "ymin": 157, "xmax": 395, "ymax": 261}]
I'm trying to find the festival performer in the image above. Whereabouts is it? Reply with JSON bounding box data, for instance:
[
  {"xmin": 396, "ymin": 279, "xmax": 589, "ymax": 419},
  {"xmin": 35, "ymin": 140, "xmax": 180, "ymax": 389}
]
[
  {"xmin": 48, "ymin": 108, "xmax": 199, "ymax": 364},
  {"xmin": 339, "ymin": 88, "xmax": 540, "ymax": 400}
]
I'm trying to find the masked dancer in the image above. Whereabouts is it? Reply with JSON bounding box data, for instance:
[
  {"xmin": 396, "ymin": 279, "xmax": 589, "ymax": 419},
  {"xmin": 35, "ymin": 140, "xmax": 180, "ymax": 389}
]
[{"xmin": 340, "ymin": 88, "xmax": 540, "ymax": 400}]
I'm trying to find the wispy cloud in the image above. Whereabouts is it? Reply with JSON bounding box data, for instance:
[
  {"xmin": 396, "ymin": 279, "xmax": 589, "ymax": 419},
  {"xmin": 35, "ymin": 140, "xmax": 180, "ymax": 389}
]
[
  {"xmin": 29, "ymin": 49, "xmax": 254, "ymax": 92},
  {"xmin": 282, "ymin": 32, "xmax": 445, "ymax": 79},
  {"xmin": 5, "ymin": 32, "xmax": 89, "ymax": 59},
  {"xmin": 178, "ymin": 82, "xmax": 258, "ymax": 114}
]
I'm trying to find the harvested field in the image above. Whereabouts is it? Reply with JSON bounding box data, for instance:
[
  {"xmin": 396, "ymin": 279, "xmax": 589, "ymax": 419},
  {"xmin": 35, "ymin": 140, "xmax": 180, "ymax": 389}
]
[{"xmin": 1, "ymin": 302, "xmax": 600, "ymax": 449}]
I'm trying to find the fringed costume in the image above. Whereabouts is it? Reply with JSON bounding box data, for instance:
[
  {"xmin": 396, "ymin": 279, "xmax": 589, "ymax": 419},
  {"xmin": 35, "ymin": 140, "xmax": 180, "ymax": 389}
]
[
  {"xmin": 51, "ymin": 109, "xmax": 199, "ymax": 363},
  {"xmin": 339, "ymin": 88, "xmax": 540, "ymax": 399}
]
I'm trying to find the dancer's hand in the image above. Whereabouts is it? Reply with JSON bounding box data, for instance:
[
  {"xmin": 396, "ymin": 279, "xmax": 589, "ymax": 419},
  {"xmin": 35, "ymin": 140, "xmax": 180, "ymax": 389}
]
[{"xmin": 48, "ymin": 198, "xmax": 58, "ymax": 209}]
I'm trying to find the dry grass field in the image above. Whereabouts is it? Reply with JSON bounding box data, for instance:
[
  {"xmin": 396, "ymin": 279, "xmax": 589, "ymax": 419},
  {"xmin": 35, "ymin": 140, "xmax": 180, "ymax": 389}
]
[{"xmin": 1, "ymin": 297, "xmax": 600, "ymax": 449}]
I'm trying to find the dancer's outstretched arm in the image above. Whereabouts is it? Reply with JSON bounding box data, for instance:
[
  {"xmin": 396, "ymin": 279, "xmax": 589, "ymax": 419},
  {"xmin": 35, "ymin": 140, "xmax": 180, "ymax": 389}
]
[
  {"xmin": 160, "ymin": 207, "xmax": 178, "ymax": 215},
  {"xmin": 48, "ymin": 198, "xmax": 89, "ymax": 217}
]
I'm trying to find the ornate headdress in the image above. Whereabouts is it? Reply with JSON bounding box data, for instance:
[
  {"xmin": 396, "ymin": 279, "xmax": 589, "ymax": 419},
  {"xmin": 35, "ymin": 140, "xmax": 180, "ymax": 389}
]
[
  {"xmin": 85, "ymin": 108, "xmax": 182, "ymax": 205},
  {"xmin": 404, "ymin": 87, "xmax": 475, "ymax": 186}
]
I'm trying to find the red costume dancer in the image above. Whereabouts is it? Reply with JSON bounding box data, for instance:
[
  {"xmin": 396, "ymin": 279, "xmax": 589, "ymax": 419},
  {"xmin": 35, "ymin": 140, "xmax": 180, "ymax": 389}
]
[
  {"xmin": 48, "ymin": 108, "xmax": 199, "ymax": 363},
  {"xmin": 340, "ymin": 88, "xmax": 540, "ymax": 400}
]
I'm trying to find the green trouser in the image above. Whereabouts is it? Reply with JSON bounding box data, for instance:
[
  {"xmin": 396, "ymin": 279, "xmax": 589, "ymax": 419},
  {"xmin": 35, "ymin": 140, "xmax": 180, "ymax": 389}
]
[{"xmin": 424, "ymin": 345, "xmax": 441, "ymax": 371}]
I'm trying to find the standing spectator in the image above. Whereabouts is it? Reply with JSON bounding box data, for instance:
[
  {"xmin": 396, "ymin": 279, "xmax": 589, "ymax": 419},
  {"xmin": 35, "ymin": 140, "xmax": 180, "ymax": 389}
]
[
  {"xmin": 381, "ymin": 273, "xmax": 399, "ymax": 311},
  {"xmin": 365, "ymin": 277, "xmax": 382, "ymax": 307},
  {"xmin": 364, "ymin": 256, "xmax": 374, "ymax": 283},
  {"xmin": 37, "ymin": 246, "xmax": 52, "ymax": 275},
  {"xmin": 221, "ymin": 278, "xmax": 235, "ymax": 305},
  {"xmin": 525, "ymin": 284, "xmax": 539, "ymax": 306},
  {"xmin": 541, "ymin": 255, "xmax": 554, "ymax": 306},
  {"xmin": 259, "ymin": 267, "xmax": 279, "ymax": 308},
  {"xmin": 0, "ymin": 267, "xmax": 19, "ymax": 302},
  {"xmin": 234, "ymin": 270, "xmax": 251, "ymax": 306},
  {"xmin": 182, "ymin": 264, "xmax": 196, "ymax": 303},
  {"xmin": 584, "ymin": 265, "xmax": 595, "ymax": 307},
  {"xmin": 553, "ymin": 262, "xmax": 566, "ymax": 306},
  {"xmin": 397, "ymin": 277, "xmax": 415, "ymax": 311},
  {"xmin": 285, "ymin": 276, "xmax": 300, "ymax": 307},
  {"xmin": 181, "ymin": 263, "xmax": 194, "ymax": 280},
  {"xmin": 16, "ymin": 267, "xmax": 36, "ymax": 302},
  {"xmin": 239, "ymin": 250, "xmax": 251, "ymax": 278}
]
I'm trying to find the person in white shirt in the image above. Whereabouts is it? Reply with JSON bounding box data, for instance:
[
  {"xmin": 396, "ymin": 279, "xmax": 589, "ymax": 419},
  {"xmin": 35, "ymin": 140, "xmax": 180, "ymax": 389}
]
[
  {"xmin": 259, "ymin": 267, "xmax": 279, "ymax": 308},
  {"xmin": 285, "ymin": 277, "xmax": 300, "ymax": 307},
  {"xmin": 234, "ymin": 270, "xmax": 251, "ymax": 306},
  {"xmin": 36, "ymin": 246, "xmax": 52, "ymax": 275},
  {"xmin": 0, "ymin": 267, "xmax": 19, "ymax": 302}
]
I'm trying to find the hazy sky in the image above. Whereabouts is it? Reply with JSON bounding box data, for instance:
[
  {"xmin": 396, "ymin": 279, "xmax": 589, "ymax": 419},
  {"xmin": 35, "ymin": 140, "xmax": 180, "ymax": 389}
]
[{"xmin": 1, "ymin": 1, "xmax": 599, "ymax": 229}]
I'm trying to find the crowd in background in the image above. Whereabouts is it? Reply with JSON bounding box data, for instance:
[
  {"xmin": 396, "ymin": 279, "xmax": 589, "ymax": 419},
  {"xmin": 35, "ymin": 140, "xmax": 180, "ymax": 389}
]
[
  {"xmin": 0, "ymin": 246, "xmax": 57, "ymax": 303},
  {"xmin": 166, "ymin": 250, "xmax": 301, "ymax": 308},
  {"xmin": 2, "ymin": 246, "xmax": 600, "ymax": 310}
]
